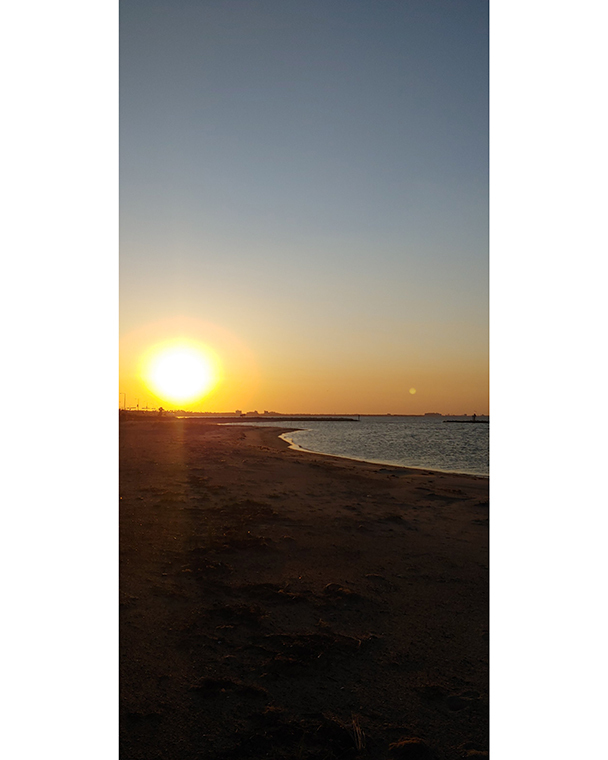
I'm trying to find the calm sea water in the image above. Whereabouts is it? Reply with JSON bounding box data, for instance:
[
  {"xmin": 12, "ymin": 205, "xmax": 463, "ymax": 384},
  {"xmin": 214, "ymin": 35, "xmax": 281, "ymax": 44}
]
[{"xmin": 228, "ymin": 416, "xmax": 489, "ymax": 477}]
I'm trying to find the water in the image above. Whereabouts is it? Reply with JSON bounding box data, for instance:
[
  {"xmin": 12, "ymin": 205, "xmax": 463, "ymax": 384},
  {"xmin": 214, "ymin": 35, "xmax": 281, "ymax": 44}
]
[{"xmin": 228, "ymin": 416, "xmax": 489, "ymax": 477}]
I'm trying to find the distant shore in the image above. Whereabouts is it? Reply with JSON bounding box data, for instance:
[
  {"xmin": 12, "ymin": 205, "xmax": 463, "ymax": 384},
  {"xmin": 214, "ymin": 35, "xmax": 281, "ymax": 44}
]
[
  {"xmin": 120, "ymin": 419, "xmax": 488, "ymax": 759},
  {"xmin": 443, "ymin": 420, "xmax": 489, "ymax": 424},
  {"xmin": 118, "ymin": 410, "xmax": 489, "ymax": 421}
]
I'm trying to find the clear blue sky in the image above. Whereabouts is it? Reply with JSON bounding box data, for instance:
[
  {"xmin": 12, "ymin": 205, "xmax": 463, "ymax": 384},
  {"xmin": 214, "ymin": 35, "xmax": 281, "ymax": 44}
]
[{"xmin": 120, "ymin": 0, "xmax": 488, "ymax": 413}]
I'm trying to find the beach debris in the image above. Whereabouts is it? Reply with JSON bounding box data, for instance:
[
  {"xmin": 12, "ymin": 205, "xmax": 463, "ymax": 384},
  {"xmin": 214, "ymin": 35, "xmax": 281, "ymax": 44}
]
[
  {"xmin": 461, "ymin": 751, "xmax": 488, "ymax": 758},
  {"xmin": 388, "ymin": 736, "xmax": 435, "ymax": 759},
  {"xmin": 457, "ymin": 743, "xmax": 488, "ymax": 758},
  {"xmin": 349, "ymin": 713, "xmax": 366, "ymax": 750},
  {"xmin": 323, "ymin": 583, "xmax": 357, "ymax": 597}
]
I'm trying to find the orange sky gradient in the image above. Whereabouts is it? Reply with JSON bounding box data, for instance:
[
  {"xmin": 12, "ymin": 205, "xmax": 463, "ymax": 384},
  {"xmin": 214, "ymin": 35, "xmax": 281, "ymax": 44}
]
[{"xmin": 119, "ymin": 316, "xmax": 488, "ymax": 415}]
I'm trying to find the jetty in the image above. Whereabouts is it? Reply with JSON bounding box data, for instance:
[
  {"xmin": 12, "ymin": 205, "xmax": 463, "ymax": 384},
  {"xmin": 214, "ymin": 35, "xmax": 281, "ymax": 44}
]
[{"xmin": 443, "ymin": 420, "xmax": 489, "ymax": 424}]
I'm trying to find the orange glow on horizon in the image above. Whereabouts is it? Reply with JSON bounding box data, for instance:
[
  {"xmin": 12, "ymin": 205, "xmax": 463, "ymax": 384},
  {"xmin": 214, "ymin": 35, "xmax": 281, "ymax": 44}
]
[
  {"xmin": 119, "ymin": 317, "xmax": 487, "ymax": 415},
  {"xmin": 119, "ymin": 316, "xmax": 260, "ymax": 411}
]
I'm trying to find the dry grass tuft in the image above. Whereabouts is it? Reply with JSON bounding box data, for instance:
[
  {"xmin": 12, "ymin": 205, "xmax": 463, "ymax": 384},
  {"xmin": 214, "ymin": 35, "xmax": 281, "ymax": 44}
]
[{"xmin": 350, "ymin": 713, "xmax": 365, "ymax": 750}]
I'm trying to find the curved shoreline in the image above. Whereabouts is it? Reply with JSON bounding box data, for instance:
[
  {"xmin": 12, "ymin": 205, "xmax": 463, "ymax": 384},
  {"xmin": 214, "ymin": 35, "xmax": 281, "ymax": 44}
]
[{"xmin": 277, "ymin": 428, "xmax": 489, "ymax": 479}]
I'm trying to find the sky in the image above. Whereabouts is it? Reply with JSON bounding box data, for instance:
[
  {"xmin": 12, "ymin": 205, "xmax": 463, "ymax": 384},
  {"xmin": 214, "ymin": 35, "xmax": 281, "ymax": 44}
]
[{"xmin": 120, "ymin": 0, "xmax": 488, "ymax": 414}]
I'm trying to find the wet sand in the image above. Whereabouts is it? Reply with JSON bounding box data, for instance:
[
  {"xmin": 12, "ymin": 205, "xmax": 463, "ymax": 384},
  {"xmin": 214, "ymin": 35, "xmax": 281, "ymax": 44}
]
[{"xmin": 120, "ymin": 419, "xmax": 488, "ymax": 759}]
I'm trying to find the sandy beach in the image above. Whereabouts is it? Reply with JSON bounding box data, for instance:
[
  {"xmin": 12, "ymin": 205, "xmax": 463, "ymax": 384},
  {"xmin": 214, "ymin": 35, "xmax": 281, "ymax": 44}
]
[{"xmin": 120, "ymin": 419, "xmax": 488, "ymax": 759}]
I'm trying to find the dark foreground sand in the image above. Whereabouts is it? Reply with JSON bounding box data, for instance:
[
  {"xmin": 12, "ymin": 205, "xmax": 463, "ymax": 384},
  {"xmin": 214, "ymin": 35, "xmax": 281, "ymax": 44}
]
[{"xmin": 120, "ymin": 419, "xmax": 488, "ymax": 760}]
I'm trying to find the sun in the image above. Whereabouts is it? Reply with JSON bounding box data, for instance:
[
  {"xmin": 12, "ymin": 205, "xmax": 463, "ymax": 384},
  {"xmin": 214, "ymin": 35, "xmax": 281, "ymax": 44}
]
[{"xmin": 143, "ymin": 342, "xmax": 219, "ymax": 404}]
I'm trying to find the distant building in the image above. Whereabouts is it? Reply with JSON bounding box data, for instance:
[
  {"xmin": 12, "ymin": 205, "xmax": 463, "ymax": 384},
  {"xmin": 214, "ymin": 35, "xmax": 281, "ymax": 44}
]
[{"xmin": 235, "ymin": 410, "xmax": 242, "ymax": 416}]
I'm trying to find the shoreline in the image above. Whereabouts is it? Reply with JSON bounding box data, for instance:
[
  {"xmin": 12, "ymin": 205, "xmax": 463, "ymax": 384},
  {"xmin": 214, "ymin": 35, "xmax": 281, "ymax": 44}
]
[
  {"xmin": 278, "ymin": 430, "xmax": 490, "ymax": 479},
  {"xmin": 120, "ymin": 419, "xmax": 488, "ymax": 759},
  {"xmin": 219, "ymin": 420, "xmax": 488, "ymax": 478}
]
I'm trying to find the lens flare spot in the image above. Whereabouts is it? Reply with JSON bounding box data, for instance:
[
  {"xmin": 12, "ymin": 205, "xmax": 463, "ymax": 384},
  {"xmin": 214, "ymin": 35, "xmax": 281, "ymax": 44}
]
[
  {"xmin": 409, "ymin": 387, "xmax": 417, "ymax": 395},
  {"xmin": 143, "ymin": 342, "xmax": 219, "ymax": 404}
]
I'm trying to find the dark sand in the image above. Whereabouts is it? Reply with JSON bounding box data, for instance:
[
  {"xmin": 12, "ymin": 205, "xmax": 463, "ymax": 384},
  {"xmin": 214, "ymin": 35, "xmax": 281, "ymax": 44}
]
[{"xmin": 120, "ymin": 419, "xmax": 488, "ymax": 759}]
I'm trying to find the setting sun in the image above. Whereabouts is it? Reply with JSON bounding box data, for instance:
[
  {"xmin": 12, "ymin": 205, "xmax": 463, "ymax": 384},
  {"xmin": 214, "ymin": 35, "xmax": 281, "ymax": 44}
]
[{"xmin": 142, "ymin": 342, "xmax": 219, "ymax": 404}]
